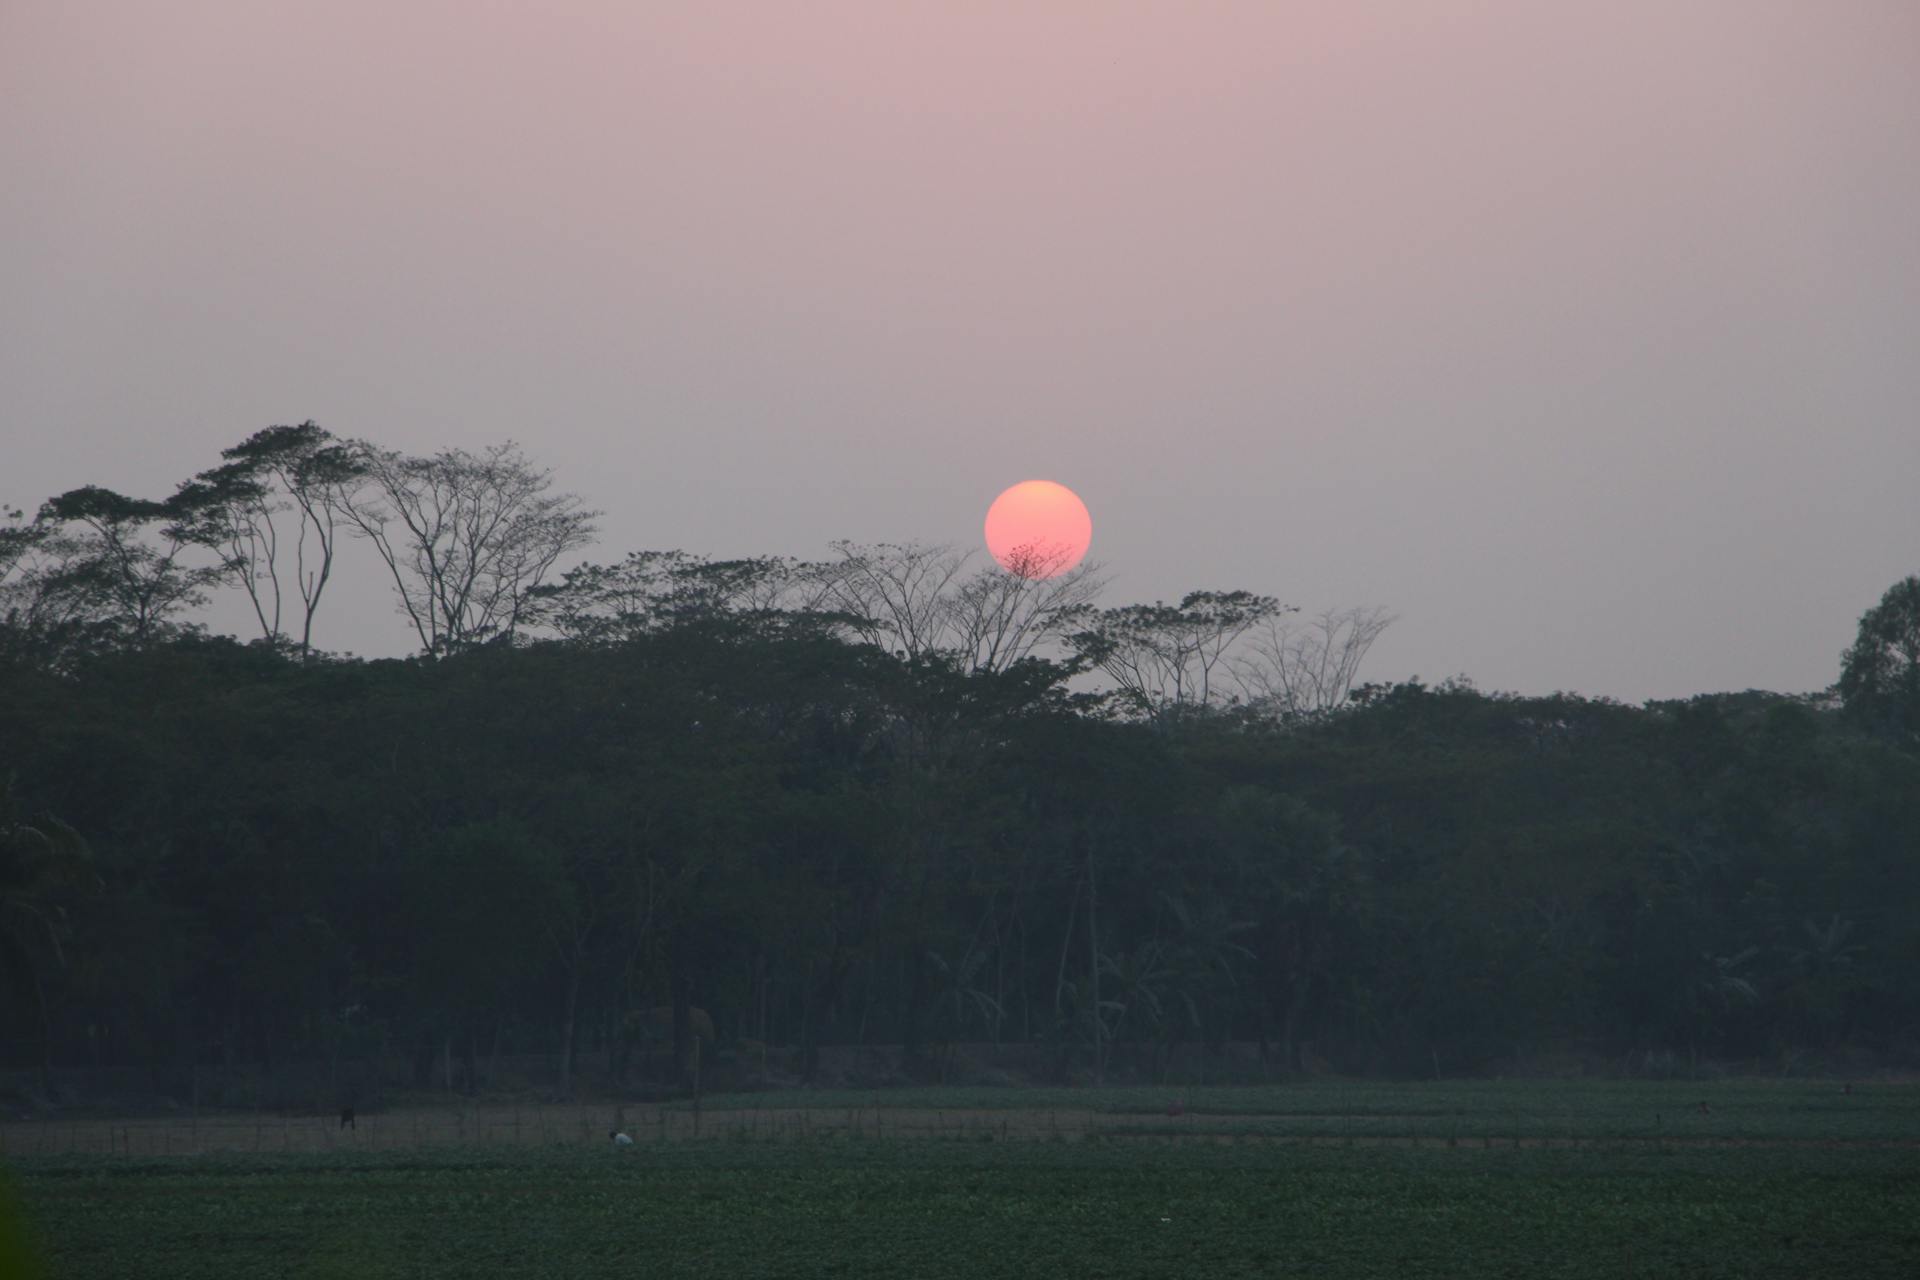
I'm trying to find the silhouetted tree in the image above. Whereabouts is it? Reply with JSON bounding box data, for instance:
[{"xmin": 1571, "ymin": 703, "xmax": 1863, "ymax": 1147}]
[
  {"xmin": 1233, "ymin": 605, "xmax": 1396, "ymax": 721},
  {"xmin": 36, "ymin": 486, "xmax": 217, "ymax": 646},
  {"xmin": 332, "ymin": 441, "xmax": 599, "ymax": 654},
  {"xmin": 171, "ymin": 423, "xmax": 364, "ymax": 654},
  {"xmin": 1838, "ymin": 575, "xmax": 1920, "ymax": 748},
  {"xmin": 1069, "ymin": 590, "xmax": 1283, "ymax": 723}
]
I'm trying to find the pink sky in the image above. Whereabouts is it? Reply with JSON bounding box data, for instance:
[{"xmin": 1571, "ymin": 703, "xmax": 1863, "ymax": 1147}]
[{"xmin": 4, "ymin": 1, "xmax": 1917, "ymax": 697}]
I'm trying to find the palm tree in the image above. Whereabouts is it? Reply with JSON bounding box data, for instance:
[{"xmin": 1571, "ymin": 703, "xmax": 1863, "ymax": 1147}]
[
  {"xmin": 1790, "ymin": 915, "xmax": 1864, "ymax": 976},
  {"xmin": 1, "ymin": 781, "xmax": 98, "ymax": 1095},
  {"xmin": 1679, "ymin": 946, "xmax": 1760, "ymax": 1074},
  {"xmin": 924, "ymin": 944, "xmax": 1003, "ymax": 1083},
  {"xmin": 1785, "ymin": 915, "xmax": 1866, "ymax": 1047},
  {"xmin": 1160, "ymin": 893, "xmax": 1256, "ymax": 1066},
  {"xmin": 1097, "ymin": 941, "xmax": 1179, "ymax": 1081}
]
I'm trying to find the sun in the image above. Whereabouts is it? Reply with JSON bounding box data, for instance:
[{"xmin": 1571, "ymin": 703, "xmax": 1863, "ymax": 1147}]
[{"xmin": 983, "ymin": 480, "xmax": 1093, "ymax": 578}]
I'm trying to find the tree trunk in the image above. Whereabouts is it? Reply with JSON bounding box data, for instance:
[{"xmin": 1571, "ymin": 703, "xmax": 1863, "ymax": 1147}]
[
  {"xmin": 1087, "ymin": 846, "xmax": 1103, "ymax": 1085},
  {"xmin": 612, "ymin": 1016, "xmax": 632, "ymax": 1086},
  {"xmin": 756, "ymin": 949, "xmax": 770, "ymax": 1043},
  {"xmin": 902, "ymin": 944, "xmax": 928, "ymax": 1063},
  {"xmin": 557, "ymin": 966, "xmax": 582, "ymax": 1099},
  {"xmin": 412, "ymin": 1034, "xmax": 435, "ymax": 1089},
  {"xmin": 31, "ymin": 964, "xmax": 54, "ymax": 1100},
  {"xmin": 327, "ymin": 1017, "xmax": 343, "ymax": 1101},
  {"xmin": 670, "ymin": 961, "xmax": 693, "ymax": 1089},
  {"xmin": 800, "ymin": 959, "xmax": 817, "ymax": 1083},
  {"xmin": 1017, "ymin": 909, "xmax": 1031, "ymax": 1044},
  {"xmin": 855, "ymin": 953, "xmax": 874, "ymax": 1046},
  {"xmin": 801, "ymin": 949, "xmax": 853, "ymax": 1085},
  {"xmin": 1052, "ymin": 888, "xmax": 1079, "ymax": 1019},
  {"xmin": 1286, "ymin": 973, "xmax": 1312, "ymax": 1073},
  {"xmin": 993, "ymin": 915, "xmax": 1007, "ymax": 1052},
  {"xmin": 1050, "ymin": 887, "xmax": 1080, "ymax": 1080}
]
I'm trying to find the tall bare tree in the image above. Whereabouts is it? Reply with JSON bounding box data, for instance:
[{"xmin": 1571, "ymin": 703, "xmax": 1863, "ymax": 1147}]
[
  {"xmin": 1232, "ymin": 605, "xmax": 1396, "ymax": 720},
  {"xmin": 818, "ymin": 541, "xmax": 1102, "ymax": 673},
  {"xmin": 173, "ymin": 423, "xmax": 365, "ymax": 655},
  {"xmin": 332, "ymin": 441, "xmax": 599, "ymax": 654},
  {"xmin": 169, "ymin": 464, "xmax": 284, "ymax": 645},
  {"xmin": 818, "ymin": 541, "xmax": 974, "ymax": 661},
  {"xmin": 947, "ymin": 544, "xmax": 1106, "ymax": 674},
  {"xmin": 1069, "ymin": 590, "xmax": 1283, "ymax": 723}
]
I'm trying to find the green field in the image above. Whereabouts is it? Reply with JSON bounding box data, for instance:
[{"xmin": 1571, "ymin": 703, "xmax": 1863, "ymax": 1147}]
[{"xmin": 7, "ymin": 1084, "xmax": 1918, "ymax": 1278}]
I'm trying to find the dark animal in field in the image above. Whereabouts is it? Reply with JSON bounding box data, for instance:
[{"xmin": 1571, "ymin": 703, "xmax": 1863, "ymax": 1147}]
[
  {"xmin": 1696, "ymin": 1101, "xmax": 1712, "ymax": 1115},
  {"xmin": 339, "ymin": 1107, "xmax": 356, "ymax": 1130}
]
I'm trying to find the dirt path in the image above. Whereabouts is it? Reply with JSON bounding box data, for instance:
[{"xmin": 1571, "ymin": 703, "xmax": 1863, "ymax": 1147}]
[{"xmin": 4, "ymin": 1105, "xmax": 1912, "ymax": 1157}]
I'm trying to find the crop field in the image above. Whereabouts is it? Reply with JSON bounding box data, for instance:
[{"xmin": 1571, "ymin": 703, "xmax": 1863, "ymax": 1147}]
[{"xmin": 5, "ymin": 1083, "xmax": 1918, "ymax": 1278}]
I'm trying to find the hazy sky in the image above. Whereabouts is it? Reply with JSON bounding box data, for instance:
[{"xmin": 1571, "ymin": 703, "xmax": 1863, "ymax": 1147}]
[{"xmin": 4, "ymin": 1, "xmax": 1916, "ymax": 700}]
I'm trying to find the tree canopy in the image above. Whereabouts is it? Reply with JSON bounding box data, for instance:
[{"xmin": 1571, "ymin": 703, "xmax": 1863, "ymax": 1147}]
[{"xmin": 2, "ymin": 428, "xmax": 1914, "ymax": 1104}]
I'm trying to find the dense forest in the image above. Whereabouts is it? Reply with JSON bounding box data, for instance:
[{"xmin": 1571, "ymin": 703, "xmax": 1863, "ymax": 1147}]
[{"xmin": 3, "ymin": 425, "xmax": 1918, "ymax": 1104}]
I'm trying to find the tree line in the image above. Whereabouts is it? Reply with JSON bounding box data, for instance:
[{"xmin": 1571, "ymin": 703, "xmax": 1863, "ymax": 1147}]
[{"xmin": 3, "ymin": 426, "xmax": 1917, "ymax": 1102}]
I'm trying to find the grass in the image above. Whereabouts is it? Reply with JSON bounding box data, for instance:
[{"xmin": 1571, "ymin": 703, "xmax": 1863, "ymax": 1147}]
[{"xmin": 7, "ymin": 1083, "xmax": 1918, "ymax": 1278}]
